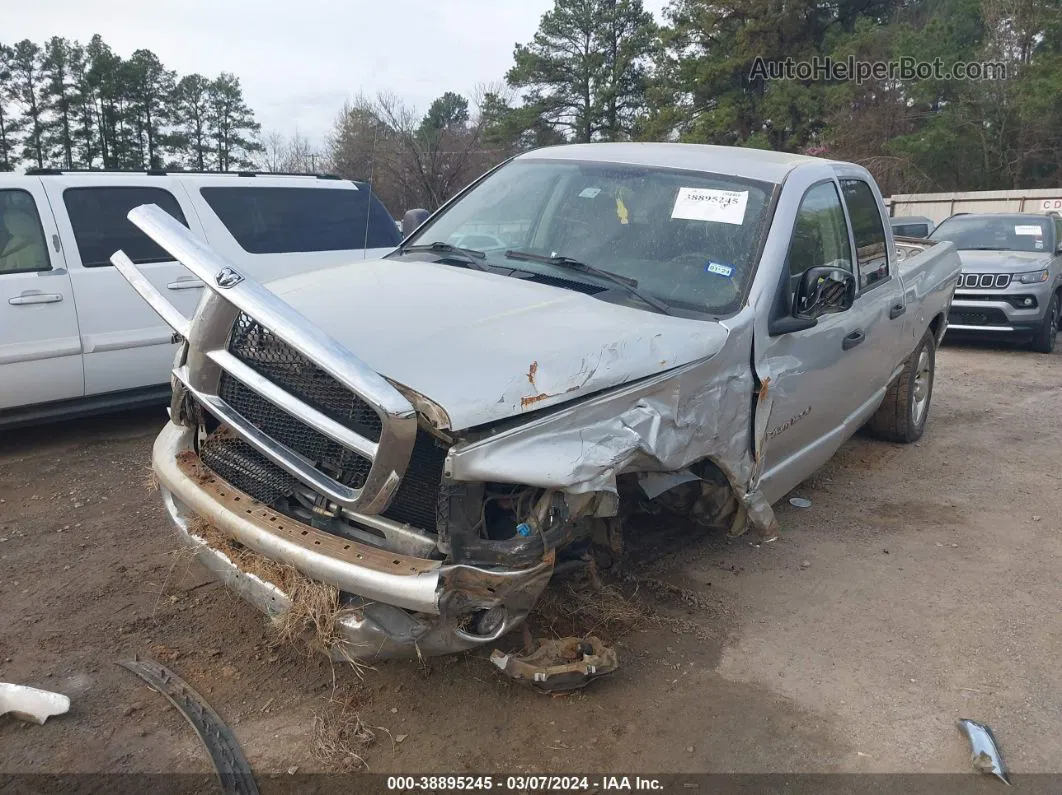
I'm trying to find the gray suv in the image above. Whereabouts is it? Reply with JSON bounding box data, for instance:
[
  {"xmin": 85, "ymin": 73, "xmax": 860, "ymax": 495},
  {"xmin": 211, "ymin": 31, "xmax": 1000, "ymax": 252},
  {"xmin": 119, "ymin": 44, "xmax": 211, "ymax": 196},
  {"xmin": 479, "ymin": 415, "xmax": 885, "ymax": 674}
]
[{"xmin": 933, "ymin": 213, "xmax": 1062, "ymax": 352}]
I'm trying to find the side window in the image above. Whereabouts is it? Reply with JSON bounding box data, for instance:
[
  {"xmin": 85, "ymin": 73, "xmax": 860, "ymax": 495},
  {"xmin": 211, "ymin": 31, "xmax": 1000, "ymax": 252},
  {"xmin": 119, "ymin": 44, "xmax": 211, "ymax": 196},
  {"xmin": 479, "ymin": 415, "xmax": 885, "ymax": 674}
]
[
  {"xmin": 199, "ymin": 186, "xmax": 401, "ymax": 254},
  {"xmin": 1054, "ymin": 217, "xmax": 1062, "ymax": 252},
  {"xmin": 786, "ymin": 181, "xmax": 853, "ymax": 296},
  {"xmin": 840, "ymin": 179, "xmax": 889, "ymax": 289},
  {"xmin": 63, "ymin": 187, "xmax": 188, "ymax": 268},
  {"xmin": 0, "ymin": 189, "xmax": 51, "ymax": 274}
]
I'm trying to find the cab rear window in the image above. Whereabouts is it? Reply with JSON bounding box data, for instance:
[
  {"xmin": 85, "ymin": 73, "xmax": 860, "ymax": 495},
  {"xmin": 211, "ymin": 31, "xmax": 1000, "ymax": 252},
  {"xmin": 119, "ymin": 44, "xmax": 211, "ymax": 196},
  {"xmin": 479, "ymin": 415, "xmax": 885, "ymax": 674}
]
[{"xmin": 200, "ymin": 186, "xmax": 400, "ymax": 254}]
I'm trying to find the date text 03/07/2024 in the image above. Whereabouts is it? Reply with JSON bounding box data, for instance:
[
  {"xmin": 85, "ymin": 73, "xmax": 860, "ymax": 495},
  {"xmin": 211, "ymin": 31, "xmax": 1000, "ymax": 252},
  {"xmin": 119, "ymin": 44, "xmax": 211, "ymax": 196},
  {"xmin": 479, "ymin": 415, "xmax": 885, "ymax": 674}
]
[{"xmin": 386, "ymin": 776, "xmax": 664, "ymax": 791}]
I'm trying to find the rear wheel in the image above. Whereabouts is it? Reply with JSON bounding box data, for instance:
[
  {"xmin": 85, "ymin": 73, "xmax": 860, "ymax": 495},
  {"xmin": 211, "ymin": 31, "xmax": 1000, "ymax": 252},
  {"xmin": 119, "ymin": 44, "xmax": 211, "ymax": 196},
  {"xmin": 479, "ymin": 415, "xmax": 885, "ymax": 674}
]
[
  {"xmin": 1029, "ymin": 292, "xmax": 1059, "ymax": 354},
  {"xmin": 867, "ymin": 329, "xmax": 935, "ymax": 444}
]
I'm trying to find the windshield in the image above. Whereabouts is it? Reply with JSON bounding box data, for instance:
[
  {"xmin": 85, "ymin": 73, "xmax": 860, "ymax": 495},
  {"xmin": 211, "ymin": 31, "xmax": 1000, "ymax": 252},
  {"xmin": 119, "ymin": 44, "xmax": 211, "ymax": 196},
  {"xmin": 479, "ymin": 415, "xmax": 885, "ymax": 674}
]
[
  {"xmin": 929, "ymin": 216, "xmax": 1053, "ymax": 253},
  {"xmin": 399, "ymin": 159, "xmax": 774, "ymax": 314}
]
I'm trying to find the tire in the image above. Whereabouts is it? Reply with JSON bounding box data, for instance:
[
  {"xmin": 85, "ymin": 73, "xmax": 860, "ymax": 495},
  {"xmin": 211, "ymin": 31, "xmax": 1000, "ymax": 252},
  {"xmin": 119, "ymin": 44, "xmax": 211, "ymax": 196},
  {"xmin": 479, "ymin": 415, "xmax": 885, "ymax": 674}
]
[
  {"xmin": 1029, "ymin": 292, "xmax": 1059, "ymax": 354},
  {"xmin": 867, "ymin": 329, "xmax": 935, "ymax": 444}
]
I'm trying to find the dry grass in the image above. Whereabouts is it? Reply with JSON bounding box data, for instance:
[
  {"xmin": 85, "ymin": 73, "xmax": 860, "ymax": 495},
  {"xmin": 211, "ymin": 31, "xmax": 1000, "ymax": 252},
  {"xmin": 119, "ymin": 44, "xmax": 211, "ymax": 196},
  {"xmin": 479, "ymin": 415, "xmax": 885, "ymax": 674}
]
[
  {"xmin": 529, "ymin": 579, "xmax": 647, "ymax": 644},
  {"xmin": 185, "ymin": 515, "xmax": 369, "ymax": 674},
  {"xmin": 143, "ymin": 467, "xmax": 160, "ymax": 492},
  {"xmin": 311, "ymin": 688, "xmax": 380, "ymax": 771}
]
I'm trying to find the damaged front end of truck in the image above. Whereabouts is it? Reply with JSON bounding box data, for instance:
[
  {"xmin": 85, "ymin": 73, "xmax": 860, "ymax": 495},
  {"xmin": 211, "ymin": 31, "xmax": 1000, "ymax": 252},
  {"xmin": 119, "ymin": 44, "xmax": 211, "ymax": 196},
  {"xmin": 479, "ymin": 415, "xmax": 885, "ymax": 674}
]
[{"xmin": 116, "ymin": 204, "xmax": 778, "ymax": 660}]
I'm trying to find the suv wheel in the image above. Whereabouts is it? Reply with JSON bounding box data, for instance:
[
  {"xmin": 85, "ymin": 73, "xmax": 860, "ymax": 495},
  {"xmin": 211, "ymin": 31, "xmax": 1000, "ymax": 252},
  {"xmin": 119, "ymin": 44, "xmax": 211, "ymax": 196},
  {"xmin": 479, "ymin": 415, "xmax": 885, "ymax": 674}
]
[{"xmin": 1030, "ymin": 292, "xmax": 1059, "ymax": 354}]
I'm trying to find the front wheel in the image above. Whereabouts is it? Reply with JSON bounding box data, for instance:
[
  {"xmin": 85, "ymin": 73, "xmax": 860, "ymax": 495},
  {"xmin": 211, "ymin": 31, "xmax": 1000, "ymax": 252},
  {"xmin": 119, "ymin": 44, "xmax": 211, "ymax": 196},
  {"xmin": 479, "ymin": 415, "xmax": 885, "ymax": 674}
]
[
  {"xmin": 1029, "ymin": 292, "xmax": 1059, "ymax": 354},
  {"xmin": 867, "ymin": 329, "xmax": 936, "ymax": 444}
]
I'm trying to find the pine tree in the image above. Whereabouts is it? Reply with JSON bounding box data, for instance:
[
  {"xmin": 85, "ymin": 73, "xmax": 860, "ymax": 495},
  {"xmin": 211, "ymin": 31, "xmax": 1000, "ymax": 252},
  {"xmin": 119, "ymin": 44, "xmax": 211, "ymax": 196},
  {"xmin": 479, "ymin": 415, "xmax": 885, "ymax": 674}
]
[
  {"xmin": 507, "ymin": 0, "xmax": 656, "ymax": 142},
  {"xmin": 41, "ymin": 37, "xmax": 76, "ymax": 167},
  {"xmin": 174, "ymin": 73, "xmax": 211, "ymax": 169},
  {"xmin": 0, "ymin": 43, "xmax": 25, "ymax": 171},
  {"xmin": 6, "ymin": 40, "xmax": 47, "ymax": 169},
  {"xmin": 126, "ymin": 49, "xmax": 176, "ymax": 168},
  {"xmin": 205, "ymin": 73, "xmax": 261, "ymax": 170}
]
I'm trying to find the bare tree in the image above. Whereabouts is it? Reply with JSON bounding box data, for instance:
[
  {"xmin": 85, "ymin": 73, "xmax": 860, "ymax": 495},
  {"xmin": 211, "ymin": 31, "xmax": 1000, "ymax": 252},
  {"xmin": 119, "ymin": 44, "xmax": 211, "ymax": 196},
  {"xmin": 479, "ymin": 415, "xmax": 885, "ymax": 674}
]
[
  {"xmin": 260, "ymin": 129, "xmax": 287, "ymax": 172},
  {"xmin": 259, "ymin": 128, "xmax": 318, "ymax": 173}
]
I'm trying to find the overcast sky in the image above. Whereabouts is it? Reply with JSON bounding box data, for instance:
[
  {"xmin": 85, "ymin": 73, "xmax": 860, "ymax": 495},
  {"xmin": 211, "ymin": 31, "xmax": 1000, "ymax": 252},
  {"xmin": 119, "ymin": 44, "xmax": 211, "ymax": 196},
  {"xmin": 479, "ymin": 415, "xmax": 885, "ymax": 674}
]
[{"xmin": 13, "ymin": 0, "xmax": 669, "ymax": 151}]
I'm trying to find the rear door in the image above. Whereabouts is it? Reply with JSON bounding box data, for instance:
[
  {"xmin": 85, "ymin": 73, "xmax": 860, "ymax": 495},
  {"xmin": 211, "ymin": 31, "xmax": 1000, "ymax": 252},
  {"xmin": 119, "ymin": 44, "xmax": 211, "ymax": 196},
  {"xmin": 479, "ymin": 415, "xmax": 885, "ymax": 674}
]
[
  {"xmin": 0, "ymin": 179, "xmax": 83, "ymax": 411},
  {"xmin": 43, "ymin": 178, "xmax": 209, "ymax": 396},
  {"xmin": 837, "ymin": 176, "xmax": 908, "ymax": 383}
]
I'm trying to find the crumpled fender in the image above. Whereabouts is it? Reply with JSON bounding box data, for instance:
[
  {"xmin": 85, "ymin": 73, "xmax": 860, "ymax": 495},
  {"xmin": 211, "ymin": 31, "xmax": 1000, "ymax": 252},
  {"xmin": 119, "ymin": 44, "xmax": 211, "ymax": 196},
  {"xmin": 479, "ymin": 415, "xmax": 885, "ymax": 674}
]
[{"xmin": 446, "ymin": 322, "xmax": 779, "ymax": 533}]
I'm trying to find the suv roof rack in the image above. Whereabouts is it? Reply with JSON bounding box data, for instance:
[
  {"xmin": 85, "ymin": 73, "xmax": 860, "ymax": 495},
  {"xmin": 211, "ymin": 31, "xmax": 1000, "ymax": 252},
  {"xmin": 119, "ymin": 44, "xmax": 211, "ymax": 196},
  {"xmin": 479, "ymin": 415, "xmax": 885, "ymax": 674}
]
[{"xmin": 25, "ymin": 167, "xmax": 343, "ymax": 180}]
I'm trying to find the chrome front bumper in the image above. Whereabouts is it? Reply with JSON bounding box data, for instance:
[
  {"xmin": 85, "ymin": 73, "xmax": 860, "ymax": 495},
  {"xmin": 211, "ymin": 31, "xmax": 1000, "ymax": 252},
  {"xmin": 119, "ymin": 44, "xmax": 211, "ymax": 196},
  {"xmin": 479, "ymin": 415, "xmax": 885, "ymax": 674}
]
[{"xmin": 154, "ymin": 422, "xmax": 553, "ymax": 659}]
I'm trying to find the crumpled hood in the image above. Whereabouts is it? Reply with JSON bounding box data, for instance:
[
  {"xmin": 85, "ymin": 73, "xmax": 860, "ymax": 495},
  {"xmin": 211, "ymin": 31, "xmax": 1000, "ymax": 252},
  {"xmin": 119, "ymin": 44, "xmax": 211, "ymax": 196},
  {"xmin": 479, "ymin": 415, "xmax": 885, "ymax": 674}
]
[
  {"xmin": 957, "ymin": 250, "xmax": 1053, "ymax": 273},
  {"xmin": 266, "ymin": 258, "xmax": 729, "ymax": 430}
]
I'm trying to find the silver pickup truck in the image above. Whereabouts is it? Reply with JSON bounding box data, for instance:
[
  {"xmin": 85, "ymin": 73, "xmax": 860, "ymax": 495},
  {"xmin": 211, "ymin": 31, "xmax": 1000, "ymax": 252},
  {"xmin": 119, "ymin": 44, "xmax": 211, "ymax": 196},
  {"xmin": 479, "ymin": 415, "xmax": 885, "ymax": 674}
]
[{"xmin": 113, "ymin": 143, "xmax": 961, "ymax": 659}]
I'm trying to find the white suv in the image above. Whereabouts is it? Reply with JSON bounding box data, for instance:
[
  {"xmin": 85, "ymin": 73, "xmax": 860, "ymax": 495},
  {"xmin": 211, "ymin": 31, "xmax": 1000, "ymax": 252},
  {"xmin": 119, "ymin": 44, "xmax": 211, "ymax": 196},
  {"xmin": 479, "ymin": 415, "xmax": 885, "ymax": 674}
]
[{"xmin": 0, "ymin": 171, "xmax": 400, "ymax": 428}]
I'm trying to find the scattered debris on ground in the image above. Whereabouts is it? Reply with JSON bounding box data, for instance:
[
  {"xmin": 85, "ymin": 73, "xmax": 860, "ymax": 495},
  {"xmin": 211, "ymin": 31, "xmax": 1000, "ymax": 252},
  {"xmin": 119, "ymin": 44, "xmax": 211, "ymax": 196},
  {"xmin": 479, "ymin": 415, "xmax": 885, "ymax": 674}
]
[
  {"xmin": 490, "ymin": 636, "xmax": 619, "ymax": 694},
  {"xmin": 0, "ymin": 683, "xmax": 70, "ymax": 725},
  {"xmin": 116, "ymin": 656, "xmax": 259, "ymax": 794},
  {"xmin": 311, "ymin": 688, "xmax": 380, "ymax": 771},
  {"xmin": 528, "ymin": 578, "xmax": 647, "ymax": 644},
  {"xmin": 958, "ymin": 718, "xmax": 1010, "ymax": 785}
]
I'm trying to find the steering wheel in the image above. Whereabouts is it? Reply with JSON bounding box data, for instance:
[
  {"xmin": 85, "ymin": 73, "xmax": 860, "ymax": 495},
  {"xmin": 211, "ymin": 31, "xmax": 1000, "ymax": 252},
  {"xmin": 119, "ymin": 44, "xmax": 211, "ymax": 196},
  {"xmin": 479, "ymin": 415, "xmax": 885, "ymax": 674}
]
[{"xmin": 661, "ymin": 252, "xmax": 741, "ymax": 305}]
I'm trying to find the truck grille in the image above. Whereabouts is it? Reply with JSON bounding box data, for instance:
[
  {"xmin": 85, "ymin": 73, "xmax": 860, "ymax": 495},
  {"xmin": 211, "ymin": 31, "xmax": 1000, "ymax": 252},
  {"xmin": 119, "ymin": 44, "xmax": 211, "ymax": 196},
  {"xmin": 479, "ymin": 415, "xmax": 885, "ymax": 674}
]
[
  {"xmin": 380, "ymin": 430, "xmax": 448, "ymax": 532},
  {"xmin": 198, "ymin": 420, "xmax": 446, "ymax": 531},
  {"xmin": 199, "ymin": 430, "xmax": 299, "ymax": 506},
  {"xmin": 948, "ymin": 308, "xmax": 1009, "ymax": 326},
  {"xmin": 228, "ymin": 312, "xmax": 382, "ymax": 443},
  {"xmin": 218, "ymin": 372, "xmax": 372, "ymax": 489}
]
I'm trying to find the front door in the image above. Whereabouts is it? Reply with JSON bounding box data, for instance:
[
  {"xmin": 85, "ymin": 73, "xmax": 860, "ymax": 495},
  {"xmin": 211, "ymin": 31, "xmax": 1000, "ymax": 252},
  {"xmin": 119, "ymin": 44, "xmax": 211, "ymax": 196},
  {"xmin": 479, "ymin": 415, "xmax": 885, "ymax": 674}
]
[
  {"xmin": 43, "ymin": 178, "xmax": 207, "ymax": 397},
  {"xmin": 0, "ymin": 179, "xmax": 83, "ymax": 412},
  {"xmin": 755, "ymin": 179, "xmax": 892, "ymax": 502}
]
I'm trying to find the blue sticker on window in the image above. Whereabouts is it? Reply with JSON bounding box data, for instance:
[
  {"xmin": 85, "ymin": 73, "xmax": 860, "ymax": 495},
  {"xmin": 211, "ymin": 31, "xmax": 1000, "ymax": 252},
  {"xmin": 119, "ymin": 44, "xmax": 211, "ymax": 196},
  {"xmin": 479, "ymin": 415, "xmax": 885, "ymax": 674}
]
[{"xmin": 705, "ymin": 261, "xmax": 734, "ymax": 277}]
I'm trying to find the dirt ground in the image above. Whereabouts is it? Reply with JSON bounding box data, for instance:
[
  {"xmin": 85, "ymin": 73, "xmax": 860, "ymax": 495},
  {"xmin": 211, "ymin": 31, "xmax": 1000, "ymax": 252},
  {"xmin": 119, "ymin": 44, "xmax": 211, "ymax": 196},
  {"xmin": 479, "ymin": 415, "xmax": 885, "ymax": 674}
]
[{"xmin": 1, "ymin": 341, "xmax": 1060, "ymax": 779}]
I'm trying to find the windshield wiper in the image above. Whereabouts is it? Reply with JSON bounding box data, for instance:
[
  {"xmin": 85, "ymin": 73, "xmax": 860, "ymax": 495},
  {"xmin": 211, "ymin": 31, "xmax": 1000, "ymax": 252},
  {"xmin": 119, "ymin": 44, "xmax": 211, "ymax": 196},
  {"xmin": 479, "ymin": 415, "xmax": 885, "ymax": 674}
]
[
  {"xmin": 399, "ymin": 241, "xmax": 489, "ymax": 270},
  {"xmin": 504, "ymin": 250, "xmax": 672, "ymax": 314}
]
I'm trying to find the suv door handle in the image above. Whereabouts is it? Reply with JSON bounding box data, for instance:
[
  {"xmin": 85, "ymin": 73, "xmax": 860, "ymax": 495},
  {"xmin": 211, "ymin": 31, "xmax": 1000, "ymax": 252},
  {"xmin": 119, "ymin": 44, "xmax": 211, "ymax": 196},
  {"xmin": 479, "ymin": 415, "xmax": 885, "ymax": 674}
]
[
  {"xmin": 889, "ymin": 302, "xmax": 906, "ymax": 319},
  {"xmin": 167, "ymin": 279, "xmax": 204, "ymax": 290},
  {"xmin": 9, "ymin": 292, "xmax": 63, "ymax": 305},
  {"xmin": 842, "ymin": 329, "xmax": 866, "ymax": 350}
]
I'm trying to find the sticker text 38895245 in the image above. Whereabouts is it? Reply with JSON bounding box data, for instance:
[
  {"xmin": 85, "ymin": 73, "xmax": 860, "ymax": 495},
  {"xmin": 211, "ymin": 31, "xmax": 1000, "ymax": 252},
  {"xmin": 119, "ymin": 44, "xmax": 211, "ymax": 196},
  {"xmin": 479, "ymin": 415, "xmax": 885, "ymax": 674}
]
[{"xmin": 672, "ymin": 188, "xmax": 749, "ymax": 225}]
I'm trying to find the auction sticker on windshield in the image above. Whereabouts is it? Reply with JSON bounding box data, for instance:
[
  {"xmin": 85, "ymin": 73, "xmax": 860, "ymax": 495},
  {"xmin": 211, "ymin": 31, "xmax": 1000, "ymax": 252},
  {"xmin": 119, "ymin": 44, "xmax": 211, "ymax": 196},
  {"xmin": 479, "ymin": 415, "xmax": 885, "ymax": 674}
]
[
  {"xmin": 1015, "ymin": 225, "xmax": 1042, "ymax": 236},
  {"xmin": 672, "ymin": 187, "xmax": 748, "ymax": 224}
]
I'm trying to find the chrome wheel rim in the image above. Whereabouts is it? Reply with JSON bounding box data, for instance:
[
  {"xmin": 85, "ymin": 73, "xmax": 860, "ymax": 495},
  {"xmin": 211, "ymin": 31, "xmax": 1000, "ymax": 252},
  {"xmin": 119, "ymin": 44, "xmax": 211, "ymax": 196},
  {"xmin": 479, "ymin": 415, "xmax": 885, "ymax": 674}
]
[{"xmin": 912, "ymin": 348, "xmax": 931, "ymax": 426}]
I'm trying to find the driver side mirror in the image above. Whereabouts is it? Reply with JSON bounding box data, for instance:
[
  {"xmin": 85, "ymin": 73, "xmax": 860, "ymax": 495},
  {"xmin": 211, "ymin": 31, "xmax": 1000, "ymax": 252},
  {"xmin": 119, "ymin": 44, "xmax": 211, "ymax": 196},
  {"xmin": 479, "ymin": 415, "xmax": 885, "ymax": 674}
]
[
  {"xmin": 795, "ymin": 266, "xmax": 856, "ymax": 319},
  {"xmin": 402, "ymin": 208, "xmax": 430, "ymax": 237},
  {"xmin": 769, "ymin": 266, "xmax": 857, "ymax": 336}
]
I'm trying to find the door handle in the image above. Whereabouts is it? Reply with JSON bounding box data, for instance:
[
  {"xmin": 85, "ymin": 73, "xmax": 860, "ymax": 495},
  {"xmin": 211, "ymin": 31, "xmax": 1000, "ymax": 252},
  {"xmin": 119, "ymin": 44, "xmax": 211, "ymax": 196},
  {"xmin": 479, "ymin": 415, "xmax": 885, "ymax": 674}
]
[
  {"xmin": 167, "ymin": 279, "xmax": 204, "ymax": 290},
  {"xmin": 842, "ymin": 329, "xmax": 866, "ymax": 350},
  {"xmin": 9, "ymin": 292, "xmax": 63, "ymax": 305},
  {"xmin": 889, "ymin": 302, "xmax": 906, "ymax": 319}
]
